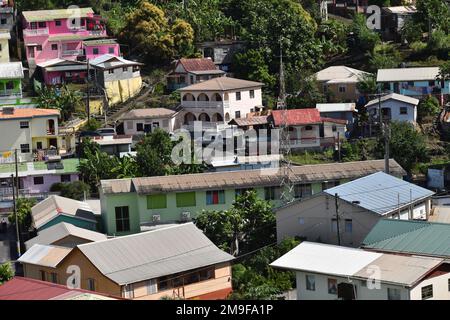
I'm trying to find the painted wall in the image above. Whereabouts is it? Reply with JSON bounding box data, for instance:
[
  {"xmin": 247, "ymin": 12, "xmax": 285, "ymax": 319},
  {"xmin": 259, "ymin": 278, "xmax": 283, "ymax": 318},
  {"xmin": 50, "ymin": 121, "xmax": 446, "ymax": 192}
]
[
  {"xmin": 123, "ymin": 116, "xmax": 176, "ymax": 135},
  {"xmin": 103, "ymin": 75, "xmax": 142, "ymax": 105},
  {"xmin": 22, "ymin": 173, "xmax": 79, "ymax": 194},
  {"xmin": 0, "ymin": 37, "xmax": 9, "ymax": 62},
  {"xmin": 383, "ymin": 81, "xmax": 450, "ymax": 96},
  {"xmin": 320, "ymin": 82, "xmax": 360, "ymax": 102},
  {"xmin": 85, "ymin": 44, "xmax": 120, "ymax": 60},
  {"xmin": 410, "ymin": 269, "xmax": 450, "ymax": 300},
  {"xmin": 367, "ymin": 99, "xmax": 417, "ymax": 123}
]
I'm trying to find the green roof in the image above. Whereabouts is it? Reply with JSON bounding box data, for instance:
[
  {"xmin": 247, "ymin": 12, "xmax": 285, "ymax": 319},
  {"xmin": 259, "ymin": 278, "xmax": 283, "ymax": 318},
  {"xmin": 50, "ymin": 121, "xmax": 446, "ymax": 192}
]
[
  {"xmin": 56, "ymin": 158, "xmax": 79, "ymax": 173},
  {"xmin": 0, "ymin": 163, "xmax": 27, "ymax": 173},
  {"xmin": 362, "ymin": 219, "xmax": 450, "ymax": 258},
  {"xmin": 0, "ymin": 158, "xmax": 79, "ymax": 175},
  {"xmin": 23, "ymin": 8, "xmax": 94, "ymax": 22}
]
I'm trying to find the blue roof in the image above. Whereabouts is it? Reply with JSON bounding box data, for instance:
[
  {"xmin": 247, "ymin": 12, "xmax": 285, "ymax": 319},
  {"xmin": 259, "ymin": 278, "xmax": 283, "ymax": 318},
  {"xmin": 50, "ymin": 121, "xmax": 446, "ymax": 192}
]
[{"xmin": 324, "ymin": 172, "xmax": 434, "ymax": 215}]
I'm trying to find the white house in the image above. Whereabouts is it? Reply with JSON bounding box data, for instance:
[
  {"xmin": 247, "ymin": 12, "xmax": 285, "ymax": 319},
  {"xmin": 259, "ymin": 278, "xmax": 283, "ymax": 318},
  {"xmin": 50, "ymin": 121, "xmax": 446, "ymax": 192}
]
[
  {"xmin": 118, "ymin": 108, "xmax": 179, "ymax": 135},
  {"xmin": 0, "ymin": 30, "xmax": 10, "ymax": 63},
  {"xmin": 178, "ymin": 77, "xmax": 264, "ymax": 129},
  {"xmin": 365, "ymin": 93, "xmax": 419, "ymax": 123},
  {"xmin": 270, "ymin": 242, "xmax": 450, "ymax": 300},
  {"xmin": 0, "ymin": 107, "xmax": 61, "ymax": 162}
]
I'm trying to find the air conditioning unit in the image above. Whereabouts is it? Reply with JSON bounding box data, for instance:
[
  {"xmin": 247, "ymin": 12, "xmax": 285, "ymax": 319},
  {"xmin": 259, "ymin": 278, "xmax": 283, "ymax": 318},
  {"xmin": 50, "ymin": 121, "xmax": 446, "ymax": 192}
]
[
  {"xmin": 152, "ymin": 215, "xmax": 161, "ymax": 222},
  {"xmin": 181, "ymin": 212, "xmax": 191, "ymax": 221}
]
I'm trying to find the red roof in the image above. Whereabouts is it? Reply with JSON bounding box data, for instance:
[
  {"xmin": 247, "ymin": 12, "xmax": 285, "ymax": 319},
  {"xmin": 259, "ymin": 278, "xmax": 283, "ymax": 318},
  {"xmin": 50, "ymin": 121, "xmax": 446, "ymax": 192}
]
[
  {"xmin": 271, "ymin": 109, "xmax": 347, "ymax": 126},
  {"xmin": 0, "ymin": 108, "xmax": 60, "ymax": 120},
  {"xmin": 179, "ymin": 58, "xmax": 217, "ymax": 72},
  {"xmin": 0, "ymin": 277, "xmax": 119, "ymax": 300}
]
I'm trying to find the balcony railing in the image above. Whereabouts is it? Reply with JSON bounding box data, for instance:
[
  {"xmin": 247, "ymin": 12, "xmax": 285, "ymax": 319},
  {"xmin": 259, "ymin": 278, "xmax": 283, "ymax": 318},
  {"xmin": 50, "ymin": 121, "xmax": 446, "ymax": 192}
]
[
  {"xmin": 23, "ymin": 28, "xmax": 49, "ymax": 36},
  {"xmin": 0, "ymin": 90, "xmax": 21, "ymax": 97},
  {"xmin": 181, "ymin": 101, "xmax": 229, "ymax": 109},
  {"xmin": 62, "ymin": 49, "xmax": 84, "ymax": 56}
]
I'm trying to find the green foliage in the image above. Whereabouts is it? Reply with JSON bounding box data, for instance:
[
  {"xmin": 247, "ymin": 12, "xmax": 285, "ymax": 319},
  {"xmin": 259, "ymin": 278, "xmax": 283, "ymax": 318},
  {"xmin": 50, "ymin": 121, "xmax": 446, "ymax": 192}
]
[
  {"xmin": 438, "ymin": 61, "xmax": 450, "ymax": 81},
  {"xmin": 376, "ymin": 121, "xmax": 429, "ymax": 173},
  {"xmin": 340, "ymin": 139, "xmax": 377, "ymax": 162},
  {"xmin": 50, "ymin": 181, "xmax": 91, "ymax": 201},
  {"xmin": 8, "ymin": 198, "xmax": 37, "ymax": 232},
  {"xmin": 0, "ymin": 262, "xmax": 14, "ymax": 285},
  {"xmin": 78, "ymin": 137, "xmax": 100, "ymax": 159},
  {"xmin": 418, "ymin": 95, "xmax": 440, "ymax": 121},
  {"xmin": 318, "ymin": 19, "xmax": 349, "ymax": 57},
  {"xmin": 369, "ymin": 43, "xmax": 402, "ymax": 71},
  {"xmin": 427, "ymin": 30, "xmax": 450, "ymax": 56},
  {"xmin": 36, "ymin": 85, "xmax": 84, "ymax": 123},
  {"xmin": 78, "ymin": 149, "xmax": 121, "ymax": 192},
  {"xmin": 351, "ymin": 13, "xmax": 380, "ymax": 53},
  {"xmin": 401, "ymin": 19, "xmax": 424, "ymax": 44},
  {"xmin": 285, "ymin": 76, "xmax": 326, "ymax": 108},
  {"xmin": 82, "ymin": 118, "xmax": 102, "ymax": 132},
  {"xmin": 415, "ymin": 0, "xmax": 450, "ymax": 34},
  {"xmin": 357, "ymin": 73, "xmax": 378, "ymax": 96},
  {"xmin": 194, "ymin": 190, "xmax": 275, "ymax": 256},
  {"xmin": 111, "ymin": 156, "xmax": 138, "ymax": 178},
  {"xmin": 409, "ymin": 41, "xmax": 427, "ymax": 53}
]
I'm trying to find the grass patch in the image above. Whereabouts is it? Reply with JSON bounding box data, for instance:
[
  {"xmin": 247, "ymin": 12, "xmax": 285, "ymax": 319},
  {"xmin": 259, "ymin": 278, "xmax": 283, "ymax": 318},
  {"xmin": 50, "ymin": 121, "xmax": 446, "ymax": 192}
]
[{"xmin": 288, "ymin": 149, "xmax": 334, "ymax": 165}]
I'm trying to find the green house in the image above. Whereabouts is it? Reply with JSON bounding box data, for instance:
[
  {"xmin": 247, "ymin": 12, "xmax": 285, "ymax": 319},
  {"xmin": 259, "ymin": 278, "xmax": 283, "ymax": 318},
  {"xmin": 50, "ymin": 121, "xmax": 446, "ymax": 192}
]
[
  {"xmin": 99, "ymin": 159, "xmax": 406, "ymax": 236},
  {"xmin": 0, "ymin": 62, "xmax": 23, "ymax": 102}
]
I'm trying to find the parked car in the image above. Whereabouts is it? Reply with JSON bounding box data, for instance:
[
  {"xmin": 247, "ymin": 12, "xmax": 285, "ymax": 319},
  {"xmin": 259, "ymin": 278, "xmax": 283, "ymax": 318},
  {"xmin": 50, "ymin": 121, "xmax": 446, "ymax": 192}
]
[{"xmin": 96, "ymin": 128, "xmax": 116, "ymax": 136}]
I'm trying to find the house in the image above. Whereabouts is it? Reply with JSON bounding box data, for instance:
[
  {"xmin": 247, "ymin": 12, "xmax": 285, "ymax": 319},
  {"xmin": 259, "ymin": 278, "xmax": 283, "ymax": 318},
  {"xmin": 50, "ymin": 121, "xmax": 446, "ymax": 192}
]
[
  {"xmin": 381, "ymin": 6, "xmax": 417, "ymax": 41},
  {"xmin": 0, "ymin": 158, "xmax": 80, "ymax": 202},
  {"xmin": 0, "ymin": 62, "xmax": 24, "ymax": 103},
  {"xmin": 270, "ymin": 109, "xmax": 347, "ymax": 150},
  {"xmin": 362, "ymin": 219, "xmax": 450, "ymax": 259},
  {"xmin": 89, "ymin": 54, "xmax": 143, "ymax": 105},
  {"xmin": 270, "ymin": 241, "xmax": 450, "ymax": 300},
  {"xmin": 0, "ymin": 107, "xmax": 60, "ymax": 162},
  {"xmin": 36, "ymin": 58, "xmax": 88, "ymax": 86},
  {"xmin": 99, "ymin": 159, "xmax": 405, "ymax": 235},
  {"xmin": 90, "ymin": 135, "xmax": 133, "ymax": 158},
  {"xmin": 0, "ymin": 30, "xmax": 10, "ymax": 62},
  {"xmin": 276, "ymin": 171, "xmax": 433, "ymax": 247},
  {"xmin": 365, "ymin": 93, "xmax": 419, "ymax": 124},
  {"xmin": 0, "ymin": 1, "xmax": 14, "ymax": 33},
  {"xmin": 31, "ymin": 195, "xmax": 98, "ymax": 232},
  {"xmin": 316, "ymin": 103, "xmax": 356, "ymax": 131},
  {"xmin": 167, "ymin": 58, "xmax": 225, "ymax": 91},
  {"xmin": 197, "ymin": 40, "xmax": 246, "ymax": 72},
  {"xmin": 179, "ymin": 77, "xmax": 264, "ymax": 130},
  {"xmin": 22, "ymin": 8, "xmax": 119, "ymax": 70},
  {"xmin": 377, "ymin": 67, "xmax": 450, "ymax": 97},
  {"xmin": 117, "ymin": 108, "xmax": 179, "ymax": 136},
  {"xmin": 313, "ymin": 66, "xmax": 371, "ymax": 102},
  {"xmin": 0, "ymin": 277, "xmax": 118, "ymax": 300},
  {"xmin": 19, "ymin": 223, "xmax": 235, "ymax": 300},
  {"xmin": 83, "ymin": 38, "xmax": 120, "ymax": 59}
]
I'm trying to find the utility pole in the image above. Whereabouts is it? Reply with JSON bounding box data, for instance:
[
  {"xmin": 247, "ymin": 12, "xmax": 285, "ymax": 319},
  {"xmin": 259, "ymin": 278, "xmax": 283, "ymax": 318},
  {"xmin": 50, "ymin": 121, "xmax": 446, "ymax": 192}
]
[
  {"xmin": 13, "ymin": 149, "xmax": 20, "ymax": 256},
  {"xmin": 337, "ymin": 131, "xmax": 341, "ymax": 162},
  {"xmin": 86, "ymin": 58, "xmax": 91, "ymax": 123},
  {"xmin": 384, "ymin": 122, "xmax": 390, "ymax": 174},
  {"xmin": 335, "ymin": 193, "xmax": 341, "ymax": 246}
]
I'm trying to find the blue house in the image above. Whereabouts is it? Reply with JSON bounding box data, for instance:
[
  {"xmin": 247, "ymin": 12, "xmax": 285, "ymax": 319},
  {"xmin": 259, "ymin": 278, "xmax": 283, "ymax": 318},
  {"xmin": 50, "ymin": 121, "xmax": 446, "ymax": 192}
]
[
  {"xmin": 377, "ymin": 67, "xmax": 450, "ymax": 97},
  {"xmin": 31, "ymin": 195, "xmax": 98, "ymax": 232}
]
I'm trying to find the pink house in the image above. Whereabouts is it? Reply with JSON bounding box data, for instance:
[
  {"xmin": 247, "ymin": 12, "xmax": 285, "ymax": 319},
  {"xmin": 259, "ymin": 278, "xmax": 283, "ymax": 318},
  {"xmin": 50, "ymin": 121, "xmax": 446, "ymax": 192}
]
[{"xmin": 22, "ymin": 7, "xmax": 120, "ymax": 70}]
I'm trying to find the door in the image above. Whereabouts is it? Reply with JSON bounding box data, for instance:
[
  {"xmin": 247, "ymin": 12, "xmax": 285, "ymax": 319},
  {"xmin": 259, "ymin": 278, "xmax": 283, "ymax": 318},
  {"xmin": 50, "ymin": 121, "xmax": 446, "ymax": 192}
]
[
  {"xmin": 36, "ymin": 142, "xmax": 43, "ymax": 150},
  {"xmin": 144, "ymin": 124, "xmax": 152, "ymax": 133},
  {"xmin": 28, "ymin": 47, "xmax": 35, "ymax": 58},
  {"xmin": 337, "ymin": 282, "xmax": 356, "ymax": 300},
  {"xmin": 49, "ymin": 138, "xmax": 58, "ymax": 148}
]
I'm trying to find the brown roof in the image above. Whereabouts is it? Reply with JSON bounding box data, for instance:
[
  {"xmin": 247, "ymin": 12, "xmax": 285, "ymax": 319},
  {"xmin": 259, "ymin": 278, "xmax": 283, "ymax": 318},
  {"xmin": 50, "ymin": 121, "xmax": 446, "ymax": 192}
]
[
  {"xmin": 0, "ymin": 108, "xmax": 60, "ymax": 120},
  {"xmin": 271, "ymin": 109, "xmax": 347, "ymax": 126},
  {"xmin": 101, "ymin": 159, "xmax": 406, "ymax": 194},
  {"xmin": 120, "ymin": 108, "xmax": 175, "ymax": 120},
  {"xmin": 230, "ymin": 116, "xmax": 269, "ymax": 126},
  {"xmin": 179, "ymin": 58, "xmax": 217, "ymax": 72},
  {"xmin": 178, "ymin": 77, "xmax": 263, "ymax": 92}
]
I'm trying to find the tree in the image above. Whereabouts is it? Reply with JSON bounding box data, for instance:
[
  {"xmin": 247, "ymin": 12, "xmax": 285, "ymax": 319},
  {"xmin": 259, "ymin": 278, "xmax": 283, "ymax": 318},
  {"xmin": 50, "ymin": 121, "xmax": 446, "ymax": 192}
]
[
  {"xmin": 415, "ymin": 0, "xmax": 450, "ymax": 34},
  {"xmin": 194, "ymin": 190, "xmax": 275, "ymax": 256},
  {"xmin": 418, "ymin": 95, "xmax": 440, "ymax": 121},
  {"xmin": 36, "ymin": 85, "xmax": 84, "ymax": 123},
  {"xmin": 77, "ymin": 137, "xmax": 100, "ymax": 159},
  {"xmin": 285, "ymin": 76, "xmax": 325, "ymax": 108},
  {"xmin": 317, "ymin": 19, "xmax": 348, "ymax": 58},
  {"xmin": 50, "ymin": 181, "xmax": 91, "ymax": 201},
  {"xmin": 376, "ymin": 121, "xmax": 429, "ymax": 173},
  {"xmin": 111, "ymin": 156, "xmax": 138, "ymax": 178},
  {"xmin": 437, "ymin": 61, "xmax": 450, "ymax": 83},
  {"xmin": 350, "ymin": 13, "xmax": 381, "ymax": 53},
  {"xmin": 357, "ymin": 74, "xmax": 378, "ymax": 96},
  {"xmin": 369, "ymin": 43, "xmax": 402, "ymax": 72},
  {"xmin": 8, "ymin": 198, "xmax": 36, "ymax": 232},
  {"xmin": 78, "ymin": 150, "xmax": 120, "ymax": 192},
  {"xmin": 0, "ymin": 262, "xmax": 14, "ymax": 285},
  {"xmin": 135, "ymin": 129, "xmax": 173, "ymax": 177}
]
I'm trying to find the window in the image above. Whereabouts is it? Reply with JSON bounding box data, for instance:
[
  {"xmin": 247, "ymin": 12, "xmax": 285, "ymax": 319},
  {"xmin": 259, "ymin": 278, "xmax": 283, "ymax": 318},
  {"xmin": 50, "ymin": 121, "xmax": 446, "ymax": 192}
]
[
  {"xmin": 0, "ymin": 44, "xmax": 2, "ymax": 51},
  {"xmin": 332, "ymin": 125, "xmax": 337, "ymax": 132},
  {"xmin": 88, "ymin": 278, "xmax": 95, "ymax": 291},
  {"xmin": 250, "ymin": 90, "xmax": 255, "ymax": 99},
  {"xmin": 176, "ymin": 192, "xmax": 196, "ymax": 207},
  {"xmin": 6, "ymin": 81, "xmax": 13, "ymax": 90},
  {"xmin": 206, "ymin": 190, "xmax": 225, "ymax": 205},
  {"xmin": 109, "ymin": 47, "xmax": 115, "ymax": 54},
  {"xmin": 190, "ymin": 75, "xmax": 194, "ymax": 84},
  {"xmin": 421, "ymin": 285, "xmax": 433, "ymax": 299},
  {"xmin": 38, "ymin": 21, "xmax": 46, "ymax": 28},
  {"xmin": 50, "ymin": 273, "xmax": 58, "ymax": 284},
  {"xmin": 39, "ymin": 270, "xmax": 46, "ymax": 281},
  {"xmin": 162, "ymin": 119, "xmax": 169, "ymax": 128},
  {"xmin": 158, "ymin": 276, "xmax": 170, "ymax": 291},
  {"xmin": 36, "ymin": 45, "xmax": 42, "ymax": 51},
  {"xmin": 93, "ymin": 48, "xmax": 99, "ymax": 55},
  {"xmin": 306, "ymin": 275, "xmax": 315, "ymax": 291},
  {"xmin": 387, "ymin": 288, "xmax": 401, "ymax": 300},
  {"xmin": 51, "ymin": 44, "xmax": 58, "ymax": 51},
  {"xmin": 199, "ymin": 268, "xmax": 214, "ymax": 281},
  {"xmin": 448, "ymin": 279, "xmax": 450, "ymax": 292},
  {"xmin": 345, "ymin": 219, "xmax": 352, "ymax": 233},
  {"xmin": 132, "ymin": 66, "xmax": 140, "ymax": 72},
  {"xmin": 328, "ymin": 278, "xmax": 337, "ymax": 295},
  {"xmin": 115, "ymin": 206, "xmax": 130, "ymax": 232},
  {"xmin": 136, "ymin": 123, "xmax": 144, "ymax": 131},
  {"xmin": 123, "ymin": 67, "xmax": 128, "ymax": 72},
  {"xmin": 331, "ymin": 218, "xmax": 338, "ymax": 233},
  {"xmin": 20, "ymin": 144, "xmax": 30, "ymax": 153},
  {"xmin": 322, "ymin": 180, "xmax": 339, "ymax": 190},
  {"xmin": 294, "ymin": 184, "xmax": 312, "ymax": 198},
  {"xmin": 20, "ymin": 121, "xmax": 29, "ymax": 129},
  {"xmin": 236, "ymin": 91, "xmax": 241, "ymax": 100},
  {"xmin": 33, "ymin": 176, "xmax": 44, "ymax": 185},
  {"xmin": 147, "ymin": 279, "xmax": 158, "ymax": 295},
  {"xmin": 61, "ymin": 174, "xmax": 71, "ymax": 183},
  {"xmin": 235, "ymin": 111, "xmax": 241, "ymax": 119},
  {"xmin": 55, "ymin": 20, "xmax": 61, "ymax": 26},
  {"xmin": 264, "ymin": 186, "xmax": 281, "ymax": 200},
  {"xmin": 299, "ymin": 217, "xmax": 305, "ymax": 225},
  {"xmin": 123, "ymin": 284, "xmax": 134, "ymax": 299},
  {"xmin": 338, "ymin": 85, "xmax": 346, "ymax": 93},
  {"xmin": 108, "ymin": 69, "xmax": 114, "ymax": 74},
  {"xmin": 400, "ymin": 107, "xmax": 408, "ymax": 115},
  {"xmin": 235, "ymin": 188, "xmax": 253, "ymax": 199},
  {"xmin": 30, "ymin": 22, "xmax": 37, "ymax": 29},
  {"xmin": 304, "ymin": 125, "xmax": 313, "ymax": 131},
  {"xmin": 428, "ymin": 80, "xmax": 435, "ymax": 87},
  {"xmin": 0, "ymin": 19, "xmax": 6, "ymax": 25},
  {"xmin": 407, "ymin": 81, "xmax": 414, "ymax": 86},
  {"xmin": 147, "ymin": 194, "xmax": 167, "ymax": 209}
]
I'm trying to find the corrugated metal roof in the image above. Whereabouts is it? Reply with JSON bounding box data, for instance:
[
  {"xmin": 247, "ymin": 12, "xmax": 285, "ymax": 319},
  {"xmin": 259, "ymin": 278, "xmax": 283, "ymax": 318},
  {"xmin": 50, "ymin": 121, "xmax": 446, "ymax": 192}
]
[
  {"xmin": 362, "ymin": 219, "xmax": 450, "ymax": 258},
  {"xmin": 0, "ymin": 62, "xmax": 24, "ymax": 79},
  {"xmin": 77, "ymin": 223, "xmax": 234, "ymax": 285},
  {"xmin": 178, "ymin": 77, "xmax": 263, "ymax": 92},
  {"xmin": 101, "ymin": 159, "xmax": 406, "ymax": 194},
  {"xmin": 22, "ymin": 8, "xmax": 94, "ymax": 22},
  {"xmin": 18, "ymin": 244, "xmax": 72, "ymax": 268},
  {"xmin": 32, "ymin": 195, "xmax": 97, "ymax": 229},
  {"xmin": 89, "ymin": 54, "xmax": 143, "ymax": 69},
  {"xmin": 229, "ymin": 116, "xmax": 269, "ymax": 126},
  {"xmin": 365, "ymin": 93, "xmax": 419, "ymax": 108},
  {"xmin": 324, "ymin": 172, "xmax": 434, "ymax": 215},
  {"xmin": 316, "ymin": 103, "xmax": 356, "ymax": 113},
  {"xmin": 271, "ymin": 242, "xmax": 443, "ymax": 287},
  {"xmin": 179, "ymin": 58, "xmax": 217, "ymax": 72},
  {"xmin": 383, "ymin": 6, "xmax": 416, "ymax": 14},
  {"xmin": 314, "ymin": 66, "xmax": 370, "ymax": 83},
  {"xmin": 119, "ymin": 108, "xmax": 175, "ymax": 120},
  {"xmin": 377, "ymin": 67, "xmax": 440, "ymax": 82},
  {"xmin": 25, "ymin": 222, "xmax": 107, "ymax": 249}
]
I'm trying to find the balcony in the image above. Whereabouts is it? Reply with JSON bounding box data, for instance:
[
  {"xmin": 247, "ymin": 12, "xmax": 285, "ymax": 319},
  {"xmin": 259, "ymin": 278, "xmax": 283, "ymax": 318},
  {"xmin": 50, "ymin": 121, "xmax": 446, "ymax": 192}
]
[
  {"xmin": 62, "ymin": 49, "xmax": 84, "ymax": 56},
  {"xmin": 0, "ymin": 90, "xmax": 22, "ymax": 98},
  {"xmin": 23, "ymin": 28, "xmax": 49, "ymax": 36},
  {"xmin": 181, "ymin": 101, "xmax": 229, "ymax": 109}
]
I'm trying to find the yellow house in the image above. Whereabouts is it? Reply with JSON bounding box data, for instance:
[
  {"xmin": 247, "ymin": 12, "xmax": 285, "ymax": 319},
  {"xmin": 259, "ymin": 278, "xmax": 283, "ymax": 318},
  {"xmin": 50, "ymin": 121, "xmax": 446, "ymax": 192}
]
[
  {"xmin": 19, "ymin": 223, "xmax": 234, "ymax": 300},
  {"xmin": 0, "ymin": 30, "xmax": 10, "ymax": 63}
]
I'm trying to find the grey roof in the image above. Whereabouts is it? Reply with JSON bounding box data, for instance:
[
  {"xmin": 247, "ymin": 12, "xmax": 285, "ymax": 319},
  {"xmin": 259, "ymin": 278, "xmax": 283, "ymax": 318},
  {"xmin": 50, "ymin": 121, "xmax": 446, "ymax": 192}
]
[
  {"xmin": 178, "ymin": 77, "xmax": 263, "ymax": 92},
  {"xmin": 324, "ymin": 172, "xmax": 434, "ymax": 215},
  {"xmin": 0, "ymin": 62, "xmax": 24, "ymax": 79},
  {"xmin": 18, "ymin": 244, "xmax": 72, "ymax": 268},
  {"xmin": 377, "ymin": 67, "xmax": 440, "ymax": 82},
  {"xmin": 89, "ymin": 54, "xmax": 143, "ymax": 69},
  {"xmin": 314, "ymin": 66, "xmax": 370, "ymax": 83},
  {"xmin": 25, "ymin": 222, "xmax": 107, "ymax": 249},
  {"xmin": 101, "ymin": 159, "xmax": 406, "ymax": 195},
  {"xmin": 77, "ymin": 223, "xmax": 234, "ymax": 285},
  {"xmin": 32, "ymin": 195, "xmax": 97, "ymax": 229},
  {"xmin": 365, "ymin": 93, "xmax": 419, "ymax": 108},
  {"xmin": 119, "ymin": 108, "xmax": 175, "ymax": 120},
  {"xmin": 22, "ymin": 8, "xmax": 94, "ymax": 22}
]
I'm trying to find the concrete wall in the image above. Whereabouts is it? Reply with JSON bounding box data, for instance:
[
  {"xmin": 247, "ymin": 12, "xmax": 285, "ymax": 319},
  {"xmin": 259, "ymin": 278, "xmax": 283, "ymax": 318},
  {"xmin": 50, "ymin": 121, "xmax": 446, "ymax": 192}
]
[
  {"xmin": 367, "ymin": 99, "xmax": 417, "ymax": 123},
  {"xmin": 22, "ymin": 173, "xmax": 79, "ymax": 194},
  {"xmin": 0, "ymin": 37, "xmax": 9, "ymax": 62},
  {"xmin": 320, "ymin": 82, "xmax": 360, "ymax": 102},
  {"xmin": 123, "ymin": 116, "xmax": 176, "ymax": 135},
  {"xmin": 410, "ymin": 269, "xmax": 450, "ymax": 300}
]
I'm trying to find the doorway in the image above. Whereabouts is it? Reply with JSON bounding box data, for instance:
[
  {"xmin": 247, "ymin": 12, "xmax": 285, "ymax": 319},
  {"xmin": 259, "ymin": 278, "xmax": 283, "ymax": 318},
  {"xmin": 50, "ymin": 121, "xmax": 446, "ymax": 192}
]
[{"xmin": 337, "ymin": 282, "xmax": 356, "ymax": 300}]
